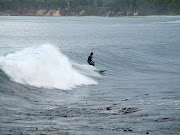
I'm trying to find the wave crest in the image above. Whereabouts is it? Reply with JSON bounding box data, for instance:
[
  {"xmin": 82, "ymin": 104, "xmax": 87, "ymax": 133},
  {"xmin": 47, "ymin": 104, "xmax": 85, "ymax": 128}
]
[{"xmin": 0, "ymin": 44, "xmax": 97, "ymax": 90}]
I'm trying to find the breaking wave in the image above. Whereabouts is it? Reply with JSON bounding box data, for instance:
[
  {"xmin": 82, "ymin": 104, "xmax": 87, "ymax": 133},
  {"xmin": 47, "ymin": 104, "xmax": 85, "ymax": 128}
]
[{"xmin": 0, "ymin": 44, "xmax": 97, "ymax": 90}]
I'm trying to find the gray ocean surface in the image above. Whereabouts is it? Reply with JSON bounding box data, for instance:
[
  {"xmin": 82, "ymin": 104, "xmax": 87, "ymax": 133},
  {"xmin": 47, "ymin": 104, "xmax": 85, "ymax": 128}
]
[{"xmin": 0, "ymin": 16, "xmax": 180, "ymax": 135}]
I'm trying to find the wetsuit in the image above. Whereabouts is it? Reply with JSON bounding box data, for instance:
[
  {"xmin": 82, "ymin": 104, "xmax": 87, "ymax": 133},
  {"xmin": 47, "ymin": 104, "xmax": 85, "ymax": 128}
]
[{"xmin": 87, "ymin": 55, "xmax": 95, "ymax": 66}]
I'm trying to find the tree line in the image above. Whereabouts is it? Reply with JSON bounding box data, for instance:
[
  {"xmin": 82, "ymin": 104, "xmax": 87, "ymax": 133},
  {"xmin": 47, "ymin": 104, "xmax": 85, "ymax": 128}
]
[
  {"xmin": 0, "ymin": 0, "xmax": 180, "ymax": 16},
  {"xmin": 107, "ymin": 0, "xmax": 180, "ymax": 15}
]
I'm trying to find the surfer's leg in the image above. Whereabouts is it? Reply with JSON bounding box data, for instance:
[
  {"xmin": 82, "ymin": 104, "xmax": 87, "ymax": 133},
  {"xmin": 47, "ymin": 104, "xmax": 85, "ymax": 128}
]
[
  {"xmin": 88, "ymin": 61, "xmax": 92, "ymax": 65},
  {"xmin": 90, "ymin": 61, "xmax": 95, "ymax": 66},
  {"xmin": 88, "ymin": 61, "xmax": 95, "ymax": 66}
]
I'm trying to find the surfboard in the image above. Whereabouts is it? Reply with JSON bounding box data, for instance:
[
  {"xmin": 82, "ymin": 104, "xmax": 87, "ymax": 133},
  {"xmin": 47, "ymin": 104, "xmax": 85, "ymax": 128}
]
[
  {"xmin": 98, "ymin": 70, "xmax": 107, "ymax": 72},
  {"xmin": 95, "ymin": 70, "xmax": 107, "ymax": 74}
]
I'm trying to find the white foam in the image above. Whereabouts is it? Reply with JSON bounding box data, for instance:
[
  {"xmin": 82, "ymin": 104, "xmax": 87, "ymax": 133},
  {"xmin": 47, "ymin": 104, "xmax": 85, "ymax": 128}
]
[
  {"xmin": 153, "ymin": 20, "xmax": 180, "ymax": 24},
  {"xmin": 72, "ymin": 63, "xmax": 103, "ymax": 78},
  {"xmin": 0, "ymin": 44, "xmax": 97, "ymax": 90}
]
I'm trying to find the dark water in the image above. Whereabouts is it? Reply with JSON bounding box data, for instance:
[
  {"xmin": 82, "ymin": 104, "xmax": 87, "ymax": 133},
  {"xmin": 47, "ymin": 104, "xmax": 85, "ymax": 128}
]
[{"xmin": 0, "ymin": 16, "xmax": 180, "ymax": 135}]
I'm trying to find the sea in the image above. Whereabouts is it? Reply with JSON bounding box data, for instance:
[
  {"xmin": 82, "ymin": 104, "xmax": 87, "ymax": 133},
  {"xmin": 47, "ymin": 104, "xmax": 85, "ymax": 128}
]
[{"xmin": 0, "ymin": 16, "xmax": 180, "ymax": 135}]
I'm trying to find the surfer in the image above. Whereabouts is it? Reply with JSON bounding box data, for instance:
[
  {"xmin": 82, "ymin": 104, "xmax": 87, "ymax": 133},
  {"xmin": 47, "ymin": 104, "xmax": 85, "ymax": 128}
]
[{"xmin": 87, "ymin": 52, "xmax": 95, "ymax": 66}]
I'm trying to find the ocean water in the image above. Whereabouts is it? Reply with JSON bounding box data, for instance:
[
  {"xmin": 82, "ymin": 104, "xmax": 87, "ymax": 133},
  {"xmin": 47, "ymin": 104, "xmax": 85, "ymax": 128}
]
[{"xmin": 0, "ymin": 16, "xmax": 180, "ymax": 135}]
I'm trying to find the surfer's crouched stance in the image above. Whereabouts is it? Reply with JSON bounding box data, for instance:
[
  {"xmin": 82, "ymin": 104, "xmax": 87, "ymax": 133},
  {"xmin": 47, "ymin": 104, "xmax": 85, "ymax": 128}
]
[{"xmin": 87, "ymin": 52, "xmax": 95, "ymax": 66}]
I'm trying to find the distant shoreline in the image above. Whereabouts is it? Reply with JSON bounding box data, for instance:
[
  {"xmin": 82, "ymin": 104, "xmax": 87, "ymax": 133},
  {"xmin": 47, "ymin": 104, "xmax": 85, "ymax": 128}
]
[
  {"xmin": 0, "ymin": 9, "xmax": 179, "ymax": 17},
  {"xmin": 1, "ymin": 0, "xmax": 179, "ymax": 18},
  {"xmin": 0, "ymin": 15, "xmax": 180, "ymax": 17}
]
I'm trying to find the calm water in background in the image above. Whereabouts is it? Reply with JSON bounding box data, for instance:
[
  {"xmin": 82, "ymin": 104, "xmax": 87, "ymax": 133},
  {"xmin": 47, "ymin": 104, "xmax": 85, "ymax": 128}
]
[{"xmin": 0, "ymin": 16, "xmax": 180, "ymax": 135}]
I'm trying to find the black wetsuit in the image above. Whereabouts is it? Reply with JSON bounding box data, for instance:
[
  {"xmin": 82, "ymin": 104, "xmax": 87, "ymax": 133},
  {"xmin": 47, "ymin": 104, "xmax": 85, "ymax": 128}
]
[{"xmin": 87, "ymin": 55, "xmax": 95, "ymax": 66}]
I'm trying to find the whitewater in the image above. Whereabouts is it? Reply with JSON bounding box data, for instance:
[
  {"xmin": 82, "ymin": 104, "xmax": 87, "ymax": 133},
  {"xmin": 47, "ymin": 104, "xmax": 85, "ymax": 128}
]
[
  {"xmin": 0, "ymin": 16, "xmax": 180, "ymax": 135},
  {"xmin": 0, "ymin": 44, "xmax": 97, "ymax": 90}
]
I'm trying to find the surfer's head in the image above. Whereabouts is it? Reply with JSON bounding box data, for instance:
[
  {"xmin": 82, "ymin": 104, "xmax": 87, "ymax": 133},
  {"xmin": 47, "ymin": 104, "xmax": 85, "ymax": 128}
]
[{"xmin": 91, "ymin": 52, "xmax": 93, "ymax": 56}]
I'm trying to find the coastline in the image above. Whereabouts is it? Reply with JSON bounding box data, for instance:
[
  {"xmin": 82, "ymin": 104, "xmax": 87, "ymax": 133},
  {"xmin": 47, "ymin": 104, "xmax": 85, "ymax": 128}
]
[
  {"xmin": 0, "ymin": 9, "xmax": 179, "ymax": 17},
  {"xmin": 0, "ymin": 14, "xmax": 180, "ymax": 17}
]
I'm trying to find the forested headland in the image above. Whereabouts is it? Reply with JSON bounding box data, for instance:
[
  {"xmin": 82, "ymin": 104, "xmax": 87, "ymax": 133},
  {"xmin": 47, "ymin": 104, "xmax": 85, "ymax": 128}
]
[{"xmin": 0, "ymin": 0, "xmax": 180, "ymax": 16}]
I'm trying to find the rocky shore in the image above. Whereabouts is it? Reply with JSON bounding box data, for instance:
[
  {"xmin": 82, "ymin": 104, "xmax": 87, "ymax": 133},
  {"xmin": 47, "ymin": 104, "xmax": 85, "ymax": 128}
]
[
  {"xmin": 0, "ymin": 8, "xmax": 141, "ymax": 17},
  {"xmin": 0, "ymin": 9, "xmax": 61, "ymax": 16}
]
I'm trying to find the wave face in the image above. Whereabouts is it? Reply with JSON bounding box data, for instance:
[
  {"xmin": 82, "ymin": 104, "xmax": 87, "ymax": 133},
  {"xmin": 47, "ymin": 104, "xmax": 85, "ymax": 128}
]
[
  {"xmin": 0, "ymin": 44, "xmax": 97, "ymax": 90},
  {"xmin": 153, "ymin": 19, "xmax": 180, "ymax": 24}
]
